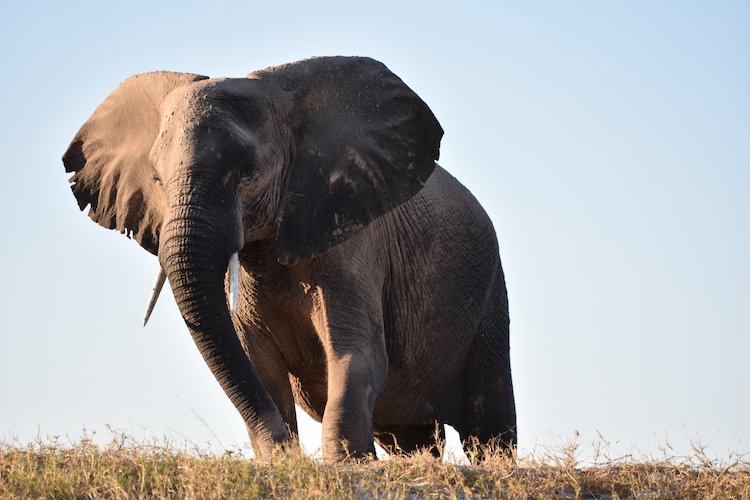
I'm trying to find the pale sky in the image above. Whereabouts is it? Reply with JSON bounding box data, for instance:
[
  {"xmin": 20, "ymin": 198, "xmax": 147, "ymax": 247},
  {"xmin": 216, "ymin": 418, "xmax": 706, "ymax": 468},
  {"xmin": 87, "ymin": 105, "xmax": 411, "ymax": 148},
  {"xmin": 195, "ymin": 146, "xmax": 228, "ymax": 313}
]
[{"xmin": 1, "ymin": 1, "xmax": 748, "ymax": 462}]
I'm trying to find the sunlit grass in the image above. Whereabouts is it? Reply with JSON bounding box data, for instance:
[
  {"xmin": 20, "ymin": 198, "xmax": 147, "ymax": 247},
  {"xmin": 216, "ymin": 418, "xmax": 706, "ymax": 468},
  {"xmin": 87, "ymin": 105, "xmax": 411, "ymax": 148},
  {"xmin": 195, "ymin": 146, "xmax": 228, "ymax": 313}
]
[{"xmin": 2, "ymin": 430, "xmax": 749, "ymax": 499}]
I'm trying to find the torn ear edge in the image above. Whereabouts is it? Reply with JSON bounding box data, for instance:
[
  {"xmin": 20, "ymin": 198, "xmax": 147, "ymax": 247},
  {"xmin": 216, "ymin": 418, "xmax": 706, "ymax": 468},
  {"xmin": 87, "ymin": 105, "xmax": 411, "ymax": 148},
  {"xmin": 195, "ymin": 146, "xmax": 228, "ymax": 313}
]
[{"xmin": 62, "ymin": 72, "xmax": 209, "ymax": 255}]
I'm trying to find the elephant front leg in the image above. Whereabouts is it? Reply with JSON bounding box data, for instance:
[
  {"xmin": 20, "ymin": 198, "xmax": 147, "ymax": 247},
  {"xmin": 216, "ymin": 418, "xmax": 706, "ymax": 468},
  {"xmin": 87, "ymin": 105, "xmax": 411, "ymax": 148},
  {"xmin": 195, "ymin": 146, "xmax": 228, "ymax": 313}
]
[
  {"xmin": 312, "ymin": 257, "xmax": 389, "ymax": 460},
  {"xmin": 322, "ymin": 348, "xmax": 388, "ymax": 460},
  {"xmin": 234, "ymin": 322, "xmax": 299, "ymax": 449}
]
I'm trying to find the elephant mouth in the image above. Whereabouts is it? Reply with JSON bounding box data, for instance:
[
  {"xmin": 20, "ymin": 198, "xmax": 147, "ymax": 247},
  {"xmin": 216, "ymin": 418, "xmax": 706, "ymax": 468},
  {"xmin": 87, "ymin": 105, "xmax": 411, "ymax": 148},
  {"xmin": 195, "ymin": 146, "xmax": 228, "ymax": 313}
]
[{"xmin": 142, "ymin": 251, "xmax": 240, "ymax": 326}]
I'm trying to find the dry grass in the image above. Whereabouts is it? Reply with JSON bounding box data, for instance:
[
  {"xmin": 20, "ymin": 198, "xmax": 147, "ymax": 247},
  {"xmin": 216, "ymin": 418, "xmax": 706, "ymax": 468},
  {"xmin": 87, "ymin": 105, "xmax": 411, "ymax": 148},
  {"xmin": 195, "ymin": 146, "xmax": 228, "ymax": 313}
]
[{"xmin": 2, "ymin": 431, "xmax": 749, "ymax": 499}]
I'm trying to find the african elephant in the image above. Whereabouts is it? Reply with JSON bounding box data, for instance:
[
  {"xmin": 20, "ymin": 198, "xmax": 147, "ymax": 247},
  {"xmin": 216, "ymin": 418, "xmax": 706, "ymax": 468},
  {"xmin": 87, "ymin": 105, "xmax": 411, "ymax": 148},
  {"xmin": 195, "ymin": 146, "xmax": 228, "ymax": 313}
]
[{"xmin": 63, "ymin": 56, "xmax": 516, "ymax": 460}]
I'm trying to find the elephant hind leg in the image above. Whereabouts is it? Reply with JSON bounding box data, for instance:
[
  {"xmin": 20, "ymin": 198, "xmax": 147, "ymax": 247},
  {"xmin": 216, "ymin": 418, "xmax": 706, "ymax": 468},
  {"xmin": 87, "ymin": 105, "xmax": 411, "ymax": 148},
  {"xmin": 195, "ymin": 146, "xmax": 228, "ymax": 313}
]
[
  {"xmin": 456, "ymin": 419, "xmax": 516, "ymax": 463},
  {"xmin": 455, "ymin": 287, "xmax": 516, "ymax": 460},
  {"xmin": 454, "ymin": 358, "xmax": 516, "ymax": 462},
  {"xmin": 374, "ymin": 422, "xmax": 445, "ymax": 458}
]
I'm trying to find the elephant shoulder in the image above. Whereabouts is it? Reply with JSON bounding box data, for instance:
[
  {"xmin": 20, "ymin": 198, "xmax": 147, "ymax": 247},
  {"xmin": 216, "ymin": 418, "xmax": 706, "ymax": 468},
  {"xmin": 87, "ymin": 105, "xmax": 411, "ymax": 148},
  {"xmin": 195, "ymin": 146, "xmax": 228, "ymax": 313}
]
[{"xmin": 420, "ymin": 165, "xmax": 490, "ymax": 219}]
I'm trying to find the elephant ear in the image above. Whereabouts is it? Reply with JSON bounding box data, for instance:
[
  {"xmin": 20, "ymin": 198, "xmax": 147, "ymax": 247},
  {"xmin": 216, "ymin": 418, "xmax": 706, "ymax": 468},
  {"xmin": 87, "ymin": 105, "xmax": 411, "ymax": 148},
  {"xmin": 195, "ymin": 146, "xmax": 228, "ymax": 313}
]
[
  {"xmin": 250, "ymin": 57, "xmax": 443, "ymax": 265},
  {"xmin": 63, "ymin": 71, "xmax": 209, "ymax": 255}
]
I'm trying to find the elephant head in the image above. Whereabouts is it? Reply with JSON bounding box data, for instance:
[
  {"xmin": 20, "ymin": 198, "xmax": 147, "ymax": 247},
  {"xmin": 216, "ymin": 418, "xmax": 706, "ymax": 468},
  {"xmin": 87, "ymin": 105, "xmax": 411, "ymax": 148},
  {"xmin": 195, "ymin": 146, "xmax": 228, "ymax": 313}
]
[{"xmin": 63, "ymin": 57, "xmax": 443, "ymax": 456}]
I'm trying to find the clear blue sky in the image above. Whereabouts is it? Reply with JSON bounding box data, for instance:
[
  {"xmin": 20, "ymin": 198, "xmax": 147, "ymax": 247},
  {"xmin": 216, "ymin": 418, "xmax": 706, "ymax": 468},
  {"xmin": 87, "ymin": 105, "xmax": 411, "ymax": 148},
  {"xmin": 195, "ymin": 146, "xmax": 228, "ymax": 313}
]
[{"xmin": 1, "ymin": 1, "xmax": 748, "ymax": 462}]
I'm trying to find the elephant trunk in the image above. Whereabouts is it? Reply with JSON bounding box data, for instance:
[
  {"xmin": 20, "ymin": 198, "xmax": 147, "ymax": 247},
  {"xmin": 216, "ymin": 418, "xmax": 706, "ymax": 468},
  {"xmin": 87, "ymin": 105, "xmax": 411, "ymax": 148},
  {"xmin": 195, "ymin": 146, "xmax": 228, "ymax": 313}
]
[{"xmin": 158, "ymin": 178, "xmax": 290, "ymax": 456}]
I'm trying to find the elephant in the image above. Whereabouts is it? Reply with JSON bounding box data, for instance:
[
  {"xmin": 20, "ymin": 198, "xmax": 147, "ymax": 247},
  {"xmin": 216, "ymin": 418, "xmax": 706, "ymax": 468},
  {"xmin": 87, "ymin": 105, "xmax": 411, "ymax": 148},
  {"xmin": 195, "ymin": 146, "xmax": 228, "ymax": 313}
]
[{"xmin": 63, "ymin": 56, "xmax": 516, "ymax": 460}]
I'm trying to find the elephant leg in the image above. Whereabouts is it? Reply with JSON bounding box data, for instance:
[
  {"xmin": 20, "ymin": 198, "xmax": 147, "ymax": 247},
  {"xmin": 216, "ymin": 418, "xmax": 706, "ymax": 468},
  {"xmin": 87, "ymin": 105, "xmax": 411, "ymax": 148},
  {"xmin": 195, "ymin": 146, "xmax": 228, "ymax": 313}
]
[
  {"xmin": 456, "ymin": 297, "xmax": 516, "ymax": 461},
  {"xmin": 456, "ymin": 383, "xmax": 516, "ymax": 463},
  {"xmin": 235, "ymin": 324, "xmax": 298, "ymax": 441},
  {"xmin": 321, "ymin": 345, "xmax": 387, "ymax": 459},
  {"xmin": 452, "ymin": 380, "xmax": 515, "ymax": 465},
  {"xmin": 374, "ymin": 423, "xmax": 445, "ymax": 458},
  {"xmin": 457, "ymin": 355, "xmax": 515, "ymax": 453},
  {"xmin": 313, "ymin": 286, "xmax": 388, "ymax": 459}
]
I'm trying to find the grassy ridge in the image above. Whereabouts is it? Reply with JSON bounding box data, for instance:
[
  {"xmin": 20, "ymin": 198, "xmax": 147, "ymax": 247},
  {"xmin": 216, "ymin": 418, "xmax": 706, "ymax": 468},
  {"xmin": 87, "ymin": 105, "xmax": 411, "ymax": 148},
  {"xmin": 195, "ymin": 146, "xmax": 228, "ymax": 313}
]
[{"xmin": 2, "ymin": 432, "xmax": 749, "ymax": 499}]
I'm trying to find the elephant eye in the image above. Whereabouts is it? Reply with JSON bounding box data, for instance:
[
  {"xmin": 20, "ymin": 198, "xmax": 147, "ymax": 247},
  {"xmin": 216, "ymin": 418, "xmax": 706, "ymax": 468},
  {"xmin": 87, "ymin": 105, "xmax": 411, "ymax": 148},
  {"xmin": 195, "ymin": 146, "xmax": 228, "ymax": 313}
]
[
  {"xmin": 237, "ymin": 153, "xmax": 259, "ymax": 175},
  {"xmin": 151, "ymin": 168, "xmax": 163, "ymax": 185}
]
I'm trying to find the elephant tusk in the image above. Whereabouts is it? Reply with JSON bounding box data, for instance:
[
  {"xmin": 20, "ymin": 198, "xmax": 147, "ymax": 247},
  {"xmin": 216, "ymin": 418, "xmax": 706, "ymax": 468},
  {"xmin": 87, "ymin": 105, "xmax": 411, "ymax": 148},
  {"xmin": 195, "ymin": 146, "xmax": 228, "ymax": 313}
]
[
  {"xmin": 228, "ymin": 252, "xmax": 239, "ymax": 312},
  {"xmin": 143, "ymin": 267, "xmax": 167, "ymax": 327}
]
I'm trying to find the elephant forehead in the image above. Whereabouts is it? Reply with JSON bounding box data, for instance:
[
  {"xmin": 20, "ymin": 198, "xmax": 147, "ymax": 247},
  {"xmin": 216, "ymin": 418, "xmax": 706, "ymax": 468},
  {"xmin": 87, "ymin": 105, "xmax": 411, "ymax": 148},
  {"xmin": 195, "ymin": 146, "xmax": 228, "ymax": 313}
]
[
  {"xmin": 160, "ymin": 78, "xmax": 278, "ymax": 123},
  {"xmin": 151, "ymin": 79, "xmax": 278, "ymax": 159}
]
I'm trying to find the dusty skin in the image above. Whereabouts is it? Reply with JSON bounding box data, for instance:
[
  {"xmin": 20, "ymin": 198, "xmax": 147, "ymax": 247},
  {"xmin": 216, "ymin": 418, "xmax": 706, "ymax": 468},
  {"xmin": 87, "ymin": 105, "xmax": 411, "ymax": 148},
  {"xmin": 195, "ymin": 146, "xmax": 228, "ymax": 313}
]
[{"xmin": 63, "ymin": 56, "xmax": 516, "ymax": 461}]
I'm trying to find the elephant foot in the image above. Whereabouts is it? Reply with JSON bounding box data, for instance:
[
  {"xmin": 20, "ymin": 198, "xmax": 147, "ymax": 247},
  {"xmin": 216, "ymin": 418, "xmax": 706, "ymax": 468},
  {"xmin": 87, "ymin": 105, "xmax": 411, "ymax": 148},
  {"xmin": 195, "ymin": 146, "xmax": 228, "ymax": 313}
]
[
  {"xmin": 374, "ymin": 423, "xmax": 445, "ymax": 458},
  {"xmin": 322, "ymin": 435, "xmax": 377, "ymax": 461}
]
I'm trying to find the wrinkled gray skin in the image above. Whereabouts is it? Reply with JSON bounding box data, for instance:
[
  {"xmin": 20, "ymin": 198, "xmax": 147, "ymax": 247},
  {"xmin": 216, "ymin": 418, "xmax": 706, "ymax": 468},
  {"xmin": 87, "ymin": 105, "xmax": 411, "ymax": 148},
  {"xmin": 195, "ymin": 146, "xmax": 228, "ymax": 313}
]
[{"xmin": 63, "ymin": 57, "xmax": 515, "ymax": 460}]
